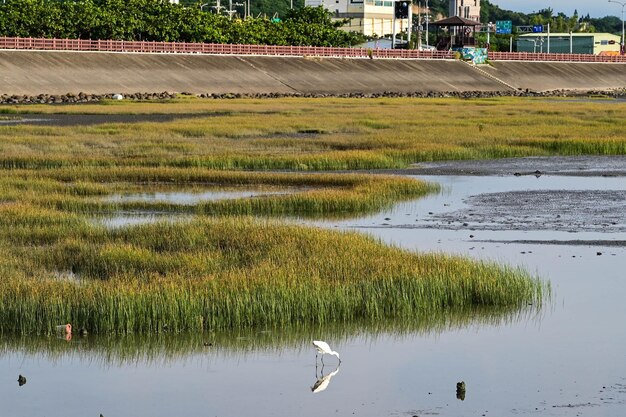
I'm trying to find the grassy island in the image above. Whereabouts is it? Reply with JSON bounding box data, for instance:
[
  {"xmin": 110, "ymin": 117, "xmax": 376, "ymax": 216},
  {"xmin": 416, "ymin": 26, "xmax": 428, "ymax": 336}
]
[{"xmin": 5, "ymin": 96, "xmax": 616, "ymax": 334}]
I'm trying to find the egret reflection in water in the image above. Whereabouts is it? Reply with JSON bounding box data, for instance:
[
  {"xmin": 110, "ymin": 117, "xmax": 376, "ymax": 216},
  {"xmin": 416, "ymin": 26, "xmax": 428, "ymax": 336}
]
[{"xmin": 311, "ymin": 365, "xmax": 340, "ymax": 394}]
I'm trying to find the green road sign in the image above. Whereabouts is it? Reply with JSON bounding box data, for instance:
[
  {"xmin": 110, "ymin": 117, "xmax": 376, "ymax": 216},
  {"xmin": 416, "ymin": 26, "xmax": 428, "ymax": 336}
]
[{"xmin": 496, "ymin": 20, "xmax": 512, "ymax": 35}]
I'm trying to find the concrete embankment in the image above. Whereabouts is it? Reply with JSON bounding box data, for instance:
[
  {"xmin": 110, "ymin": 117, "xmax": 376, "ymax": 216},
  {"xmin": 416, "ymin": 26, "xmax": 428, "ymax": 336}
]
[
  {"xmin": 483, "ymin": 61, "xmax": 626, "ymax": 91},
  {"xmin": 0, "ymin": 50, "xmax": 625, "ymax": 96}
]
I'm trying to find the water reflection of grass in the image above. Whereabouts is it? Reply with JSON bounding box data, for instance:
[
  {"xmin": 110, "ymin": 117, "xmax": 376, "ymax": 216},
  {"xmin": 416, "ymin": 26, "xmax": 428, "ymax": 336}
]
[{"xmin": 0, "ymin": 305, "xmax": 543, "ymax": 365}]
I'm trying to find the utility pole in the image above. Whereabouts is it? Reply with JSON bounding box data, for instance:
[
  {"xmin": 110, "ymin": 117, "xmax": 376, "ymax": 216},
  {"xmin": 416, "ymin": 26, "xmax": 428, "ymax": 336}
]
[
  {"xmin": 425, "ymin": 0, "xmax": 429, "ymax": 47},
  {"xmin": 392, "ymin": 12, "xmax": 397, "ymax": 48},
  {"xmin": 212, "ymin": 0, "xmax": 223, "ymax": 14},
  {"xmin": 226, "ymin": 0, "xmax": 236, "ymax": 19},
  {"xmin": 547, "ymin": 23, "xmax": 550, "ymax": 53},
  {"xmin": 417, "ymin": 5, "xmax": 422, "ymax": 49},
  {"xmin": 570, "ymin": 31, "xmax": 573, "ymax": 53},
  {"xmin": 608, "ymin": 0, "xmax": 626, "ymax": 55},
  {"xmin": 407, "ymin": 2, "xmax": 413, "ymax": 49}
]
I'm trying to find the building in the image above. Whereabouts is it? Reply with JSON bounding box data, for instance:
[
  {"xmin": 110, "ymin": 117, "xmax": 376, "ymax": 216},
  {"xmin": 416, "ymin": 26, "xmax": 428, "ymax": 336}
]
[
  {"xmin": 305, "ymin": 0, "xmax": 409, "ymax": 37},
  {"xmin": 449, "ymin": 0, "xmax": 480, "ymax": 22},
  {"xmin": 517, "ymin": 33, "xmax": 621, "ymax": 55}
]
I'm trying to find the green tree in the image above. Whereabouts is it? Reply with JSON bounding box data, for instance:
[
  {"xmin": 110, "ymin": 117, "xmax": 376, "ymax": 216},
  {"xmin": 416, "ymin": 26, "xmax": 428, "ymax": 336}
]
[{"xmin": 0, "ymin": 1, "xmax": 363, "ymax": 46}]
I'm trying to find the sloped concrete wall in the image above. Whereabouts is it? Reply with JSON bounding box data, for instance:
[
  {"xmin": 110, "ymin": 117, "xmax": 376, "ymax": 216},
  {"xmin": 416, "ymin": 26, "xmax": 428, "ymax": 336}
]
[
  {"xmin": 483, "ymin": 61, "xmax": 626, "ymax": 92},
  {"xmin": 0, "ymin": 51, "xmax": 503, "ymax": 95},
  {"xmin": 1, "ymin": 50, "xmax": 625, "ymax": 95}
]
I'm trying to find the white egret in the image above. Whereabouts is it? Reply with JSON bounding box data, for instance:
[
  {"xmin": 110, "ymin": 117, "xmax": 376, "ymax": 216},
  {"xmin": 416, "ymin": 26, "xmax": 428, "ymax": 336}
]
[{"xmin": 313, "ymin": 340, "xmax": 341, "ymax": 364}]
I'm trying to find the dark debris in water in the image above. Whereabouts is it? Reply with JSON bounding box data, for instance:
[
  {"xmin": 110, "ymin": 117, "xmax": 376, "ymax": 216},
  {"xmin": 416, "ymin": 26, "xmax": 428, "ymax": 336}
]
[
  {"xmin": 407, "ymin": 156, "xmax": 626, "ymax": 177},
  {"xmin": 475, "ymin": 239, "xmax": 626, "ymax": 248},
  {"xmin": 405, "ymin": 410, "xmax": 441, "ymax": 416},
  {"xmin": 551, "ymin": 402, "xmax": 599, "ymax": 408},
  {"xmin": 456, "ymin": 381, "xmax": 466, "ymax": 401}
]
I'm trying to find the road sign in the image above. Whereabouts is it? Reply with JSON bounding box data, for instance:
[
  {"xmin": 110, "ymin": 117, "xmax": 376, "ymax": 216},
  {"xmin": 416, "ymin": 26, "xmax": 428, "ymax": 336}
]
[
  {"xmin": 496, "ymin": 20, "xmax": 512, "ymax": 35},
  {"xmin": 532, "ymin": 25, "xmax": 544, "ymax": 33}
]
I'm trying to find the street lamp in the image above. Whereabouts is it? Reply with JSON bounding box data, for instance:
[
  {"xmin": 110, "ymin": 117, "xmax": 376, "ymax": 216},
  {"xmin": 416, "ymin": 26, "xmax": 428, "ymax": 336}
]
[{"xmin": 609, "ymin": 0, "xmax": 626, "ymax": 55}]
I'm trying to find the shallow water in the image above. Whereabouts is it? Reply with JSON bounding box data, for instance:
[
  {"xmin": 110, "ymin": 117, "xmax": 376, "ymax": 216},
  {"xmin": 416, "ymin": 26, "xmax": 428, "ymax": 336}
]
[
  {"xmin": 96, "ymin": 189, "xmax": 292, "ymax": 227},
  {"xmin": 93, "ymin": 212, "xmax": 192, "ymax": 228},
  {"xmin": 105, "ymin": 189, "xmax": 288, "ymax": 205},
  {"xmin": 3, "ymin": 174, "xmax": 626, "ymax": 417},
  {"xmin": 0, "ymin": 113, "xmax": 212, "ymax": 126}
]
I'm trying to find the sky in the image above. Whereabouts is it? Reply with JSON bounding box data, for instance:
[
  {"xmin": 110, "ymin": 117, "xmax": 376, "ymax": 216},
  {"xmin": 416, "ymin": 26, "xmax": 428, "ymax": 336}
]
[{"xmin": 490, "ymin": 1, "xmax": 623, "ymax": 18}]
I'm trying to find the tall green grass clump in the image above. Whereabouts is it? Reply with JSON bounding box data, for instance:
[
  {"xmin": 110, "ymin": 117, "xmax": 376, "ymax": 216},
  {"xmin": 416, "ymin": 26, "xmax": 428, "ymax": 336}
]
[{"xmin": 0, "ymin": 218, "xmax": 547, "ymax": 335}]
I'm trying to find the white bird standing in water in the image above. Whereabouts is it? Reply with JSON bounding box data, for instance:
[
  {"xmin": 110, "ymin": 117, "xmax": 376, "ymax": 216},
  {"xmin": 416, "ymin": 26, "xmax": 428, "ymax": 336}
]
[{"xmin": 313, "ymin": 340, "xmax": 341, "ymax": 364}]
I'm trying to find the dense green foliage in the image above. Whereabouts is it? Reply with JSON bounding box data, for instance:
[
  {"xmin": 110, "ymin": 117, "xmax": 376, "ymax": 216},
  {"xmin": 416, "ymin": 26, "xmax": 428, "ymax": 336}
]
[
  {"xmin": 0, "ymin": 0, "xmax": 618, "ymax": 50},
  {"xmin": 0, "ymin": 0, "xmax": 364, "ymax": 46}
]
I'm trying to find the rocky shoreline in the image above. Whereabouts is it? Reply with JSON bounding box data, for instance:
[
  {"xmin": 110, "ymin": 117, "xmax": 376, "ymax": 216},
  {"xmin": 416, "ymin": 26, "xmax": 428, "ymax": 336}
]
[{"xmin": 1, "ymin": 89, "xmax": 625, "ymax": 104}]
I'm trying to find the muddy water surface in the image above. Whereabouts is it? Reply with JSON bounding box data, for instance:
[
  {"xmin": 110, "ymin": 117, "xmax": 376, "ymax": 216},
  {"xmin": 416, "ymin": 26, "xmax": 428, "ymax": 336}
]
[
  {"xmin": 2, "ymin": 169, "xmax": 626, "ymax": 417},
  {"xmin": 0, "ymin": 113, "xmax": 212, "ymax": 126}
]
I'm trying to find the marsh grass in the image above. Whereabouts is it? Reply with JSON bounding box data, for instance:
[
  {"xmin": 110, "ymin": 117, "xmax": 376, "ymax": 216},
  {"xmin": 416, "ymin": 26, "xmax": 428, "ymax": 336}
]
[
  {"xmin": 0, "ymin": 217, "xmax": 546, "ymax": 335},
  {"xmin": 0, "ymin": 169, "xmax": 437, "ymax": 218},
  {"xmin": 0, "ymin": 97, "xmax": 581, "ymax": 334},
  {"xmin": 0, "ymin": 97, "xmax": 624, "ymax": 171}
]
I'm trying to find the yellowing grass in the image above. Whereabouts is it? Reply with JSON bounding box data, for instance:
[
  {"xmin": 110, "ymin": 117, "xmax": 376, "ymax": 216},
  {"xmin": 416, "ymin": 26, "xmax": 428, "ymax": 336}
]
[
  {"xmin": 0, "ymin": 97, "xmax": 624, "ymax": 171},
  {"xmin": 0, "ymin": 97, "xmax": 573, "ymax": 334},
  {"xmin": 0, "ymin": 218, "xmax": 546, "ymax": 334}
]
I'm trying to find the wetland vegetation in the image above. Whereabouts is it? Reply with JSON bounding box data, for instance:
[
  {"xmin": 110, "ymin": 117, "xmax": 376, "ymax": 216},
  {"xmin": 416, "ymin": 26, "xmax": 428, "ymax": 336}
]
[
  {"xmin": 2, "ymin": 96, "xmax": 624, "ymax": 170},
  {"xmin": 6, "ymin": 96, "xmax": 621, "ymax": 334},
  {"xmin": 0, "ymin": 306, "xmax": 540, "ymax": 365}
]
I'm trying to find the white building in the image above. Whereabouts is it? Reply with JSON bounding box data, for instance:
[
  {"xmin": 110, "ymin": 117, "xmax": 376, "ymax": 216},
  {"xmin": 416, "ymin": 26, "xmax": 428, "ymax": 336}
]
[
  {"xmin": 305, "ymin": 0, "xmax": 408, "ymax": 37},
  {"xmin": 449, "ymin": 0, "xmax": 480, "ymax": 22}
]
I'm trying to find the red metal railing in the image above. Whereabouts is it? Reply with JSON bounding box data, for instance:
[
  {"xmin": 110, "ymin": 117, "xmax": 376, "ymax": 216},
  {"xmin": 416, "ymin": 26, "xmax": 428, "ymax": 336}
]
[
  {"xmin": 488, "ymin": 51, "xmax": 626, "ymax": 63},
  {"xmin": 0, "ymin": 37, "xmax": 625, "ymax": 63},
  {"xmin": 0, "ymin": 36, "xmax": 454, "ymax": 60}
]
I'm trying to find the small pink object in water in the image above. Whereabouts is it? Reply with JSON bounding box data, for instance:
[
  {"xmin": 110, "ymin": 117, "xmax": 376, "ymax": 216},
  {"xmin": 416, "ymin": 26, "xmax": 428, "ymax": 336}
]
[{"xmin": 55, "ymin": 323, "xmax": 72, "ymax": 334}]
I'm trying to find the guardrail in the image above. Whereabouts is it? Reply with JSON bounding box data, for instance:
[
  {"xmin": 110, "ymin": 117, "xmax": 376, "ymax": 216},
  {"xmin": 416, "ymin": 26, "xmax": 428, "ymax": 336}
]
[
  {"xmin": 0, "ymin": 37, "xmax": 454, "ymax": 60},
  {"xmin": 1, "ymin": 37, "xmax": 625, "ymax": 63},
  {"xmin": 488, "ymin": 51, "xmax": 626, "ymax": 63}
]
